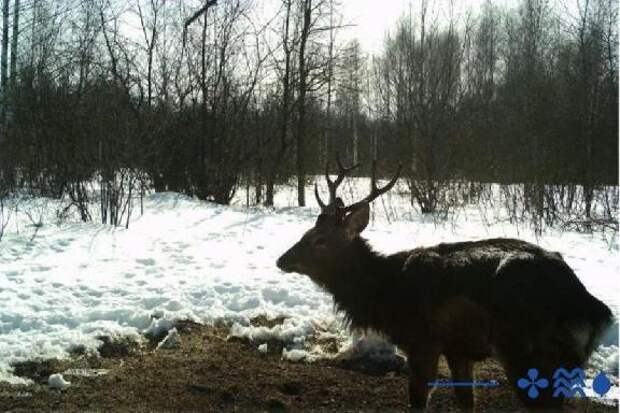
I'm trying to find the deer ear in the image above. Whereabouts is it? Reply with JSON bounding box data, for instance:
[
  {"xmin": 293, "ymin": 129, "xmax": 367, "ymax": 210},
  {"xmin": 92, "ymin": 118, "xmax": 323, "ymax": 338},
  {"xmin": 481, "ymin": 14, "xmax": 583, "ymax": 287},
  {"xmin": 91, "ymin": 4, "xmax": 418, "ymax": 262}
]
[{"xmin": 343, "ymin": 203, "xmax": 369, "ymax": 239}]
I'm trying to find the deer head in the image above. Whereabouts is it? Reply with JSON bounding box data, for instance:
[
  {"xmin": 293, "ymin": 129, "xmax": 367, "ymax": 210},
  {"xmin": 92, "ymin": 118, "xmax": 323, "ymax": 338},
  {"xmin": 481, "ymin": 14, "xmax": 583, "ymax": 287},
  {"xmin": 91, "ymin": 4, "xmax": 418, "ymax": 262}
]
[{"xmin": 276, "ymin": 155, "xmax": 401, "ymax": 285}]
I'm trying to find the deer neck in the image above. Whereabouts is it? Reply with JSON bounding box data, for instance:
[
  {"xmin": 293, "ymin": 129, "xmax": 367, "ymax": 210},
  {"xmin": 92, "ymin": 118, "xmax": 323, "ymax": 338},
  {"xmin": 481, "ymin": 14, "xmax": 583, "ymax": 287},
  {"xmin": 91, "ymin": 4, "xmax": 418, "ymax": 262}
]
[{"xmin": 323, "ymin": 237, "xmax": 407, "ymax": 329}]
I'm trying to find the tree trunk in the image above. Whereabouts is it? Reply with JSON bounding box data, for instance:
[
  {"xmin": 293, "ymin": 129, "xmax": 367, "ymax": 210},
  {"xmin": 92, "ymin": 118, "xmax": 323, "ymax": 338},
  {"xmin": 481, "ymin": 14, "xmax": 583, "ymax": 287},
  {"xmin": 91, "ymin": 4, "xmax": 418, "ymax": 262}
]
[
  {"xmin": 1, "ymin": 0, "xmax": 9, "ymax": 128},
  {"xmin": 352, "ymin": 112, "xmax": 358, "ymax": 164},
  {"xmin": 9, "ymin": 0, "xmax": 17, "ymax": 92},
  {"xmin": 296, "ymin": 0, "xmax": 312, "ymax": 207},
  {"xmin": 265, "ymin": 0, "xmax": 293, "ymax": 207},
  {"xmin": 323, "ymin": 0, "xmax": 335, "ymax": 162}
]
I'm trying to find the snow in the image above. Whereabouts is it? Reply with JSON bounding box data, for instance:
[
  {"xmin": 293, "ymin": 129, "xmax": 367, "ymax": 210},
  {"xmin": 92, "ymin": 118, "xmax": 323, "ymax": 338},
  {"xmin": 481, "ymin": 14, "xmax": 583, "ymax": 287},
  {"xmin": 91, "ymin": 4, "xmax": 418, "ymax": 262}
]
[
  {"xmin": 48, "ymin": 373, "xmax": 71, "ymax": 390},
  {"xmin": 157, "ymin": 328, "xmax": 181, "ymax": 350},
  {"xmin": 258, "ymin": 343, "xmax": 268, "ymax": 354},
  {"xmin": 0, "ymin": 181, "xmax": 617, "ymax": 403},
  {"xmin": 282, "ymin": 348, "xmax": 312, "ymax": 362},
  {"xmin": 229, "ymin": 318, "xmax": 319, "ymax": 345},
  {"xmin": 145, "ymin": 316, "xmax": 180, "ymax": 339},
  {"xmin": 341, "ymin": 331, "xmax": 400, "ymax": 360}
]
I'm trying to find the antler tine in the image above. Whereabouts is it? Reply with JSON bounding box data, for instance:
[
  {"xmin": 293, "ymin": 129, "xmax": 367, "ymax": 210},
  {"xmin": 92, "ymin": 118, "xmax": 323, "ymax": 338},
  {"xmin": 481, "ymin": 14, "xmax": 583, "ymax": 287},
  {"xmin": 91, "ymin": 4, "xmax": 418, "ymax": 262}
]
[
  {"xmin": 324, "ymin": 152, "xmax": 360, "ymax": 205},
  {"xmin": 343, "ymin": 161, "xmax": 402, "ymax": 213},
  {"xmin": 314, "ymin": 183, "xmax": 327, "ymax": 209},
  {"xmin": 334, "ymin": 152, "xmax": 360, "ymax": 183}
]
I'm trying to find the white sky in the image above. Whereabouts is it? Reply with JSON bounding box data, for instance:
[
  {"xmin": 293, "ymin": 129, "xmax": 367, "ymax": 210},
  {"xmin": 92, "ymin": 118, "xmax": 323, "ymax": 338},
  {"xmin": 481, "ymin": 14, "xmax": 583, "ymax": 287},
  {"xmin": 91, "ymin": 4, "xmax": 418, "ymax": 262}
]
[
  {"xmin": 339, "ymin": 0, "xmax": 491, "ymax": 54},
  {"xmin": 126, "ymin": 0, "xmax": 583, "ymax": 58},
  {"xmin": 340, "ymin": 0, "xmax": 411, "ymax": 54},
  {"xmin": 337, "ymin": 0, "xmax": 580, "ymax": 55},
  {"xmin": 253, "ymin": 0, "xmax": 496, "ymax": 55}
]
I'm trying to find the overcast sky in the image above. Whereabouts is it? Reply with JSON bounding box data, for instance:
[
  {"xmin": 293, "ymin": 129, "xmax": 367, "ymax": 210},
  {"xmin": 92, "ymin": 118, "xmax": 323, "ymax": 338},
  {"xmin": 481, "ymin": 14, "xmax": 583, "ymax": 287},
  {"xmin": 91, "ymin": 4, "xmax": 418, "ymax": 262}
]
[
  {"xmin": 252, "ymin": 0, "xmax": 497, "ymax": 55},
  {"xmin": 132, "ymin": 0, "xmax": 582, "ymax": 58},
  {"xmin": 333, "ymin": 0, "xmax": 579, "ymax": 55},
  {"xmin": 340, "ymin": 0, "xmax": 411, "ymax": 54},
  {"xmin": 339, "ymin": 0, "xmax": 493, "ymax": 54}
]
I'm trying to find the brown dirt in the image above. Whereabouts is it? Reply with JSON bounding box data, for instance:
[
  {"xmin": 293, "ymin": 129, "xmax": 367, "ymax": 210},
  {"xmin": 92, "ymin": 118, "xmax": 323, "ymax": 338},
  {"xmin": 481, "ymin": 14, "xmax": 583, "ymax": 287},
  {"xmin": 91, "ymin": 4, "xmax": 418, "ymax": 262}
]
[{"xmin": 0, "ymin": 319, "xmax": 616, "ymax": 413}]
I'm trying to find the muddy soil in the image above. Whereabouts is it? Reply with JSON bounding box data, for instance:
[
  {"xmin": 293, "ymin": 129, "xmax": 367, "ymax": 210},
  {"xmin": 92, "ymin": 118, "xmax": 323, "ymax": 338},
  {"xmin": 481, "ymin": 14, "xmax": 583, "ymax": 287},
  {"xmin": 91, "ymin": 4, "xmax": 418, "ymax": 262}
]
[{"xmin": 0, "ymin": 319, "xmax": 616, "ymax": 412}]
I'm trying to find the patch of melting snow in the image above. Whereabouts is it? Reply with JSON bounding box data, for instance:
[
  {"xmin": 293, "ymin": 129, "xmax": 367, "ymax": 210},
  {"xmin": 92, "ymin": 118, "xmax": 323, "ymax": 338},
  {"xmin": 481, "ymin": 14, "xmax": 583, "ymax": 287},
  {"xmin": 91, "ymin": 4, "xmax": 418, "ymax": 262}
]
[
  {"xmin": 157, "ymin": 328, "xmax": 181, "ymax": 350},
  {"xmin": 229, "ymin": 318, "xmax": 322, "ymax": 344},
  {"xmin": 145, "ymin": 316, "xmax": 176, "ymax": 338},
  {"xmin": 282, "ymin": 348, "xmax": 313, "ymax": 362},
  {"xmin": 48, "ymin": 373, "xmax": 71, "ymax": 390}
]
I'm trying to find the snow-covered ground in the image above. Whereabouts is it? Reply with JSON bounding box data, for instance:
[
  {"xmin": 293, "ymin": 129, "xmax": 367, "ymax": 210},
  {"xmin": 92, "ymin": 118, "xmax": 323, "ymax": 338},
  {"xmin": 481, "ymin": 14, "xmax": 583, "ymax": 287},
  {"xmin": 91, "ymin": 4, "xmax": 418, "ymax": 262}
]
[{"xmin": 0, "ymin": 180, "xmax": 617, "ymax": 402}]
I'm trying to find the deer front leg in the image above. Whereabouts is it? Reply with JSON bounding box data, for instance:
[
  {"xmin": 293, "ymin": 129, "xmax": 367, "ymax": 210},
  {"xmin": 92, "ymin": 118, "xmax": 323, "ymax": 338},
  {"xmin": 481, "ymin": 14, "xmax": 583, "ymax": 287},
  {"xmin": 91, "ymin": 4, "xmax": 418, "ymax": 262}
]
[{"xmin": 407, "ymin": 345, "xmax": 440, "ymax": 411}]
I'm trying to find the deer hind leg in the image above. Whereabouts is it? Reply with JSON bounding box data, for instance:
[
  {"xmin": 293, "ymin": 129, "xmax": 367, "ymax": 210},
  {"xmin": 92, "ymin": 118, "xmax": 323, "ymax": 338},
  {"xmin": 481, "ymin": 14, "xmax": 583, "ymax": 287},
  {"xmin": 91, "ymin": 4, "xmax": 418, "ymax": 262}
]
[
  {"xmin": 407, "ymin": 345, "xmax": 440, "ymax": 411},
  {"xmin": 446, "ymin": 354, "xmax": 474, "ymax": 411}
]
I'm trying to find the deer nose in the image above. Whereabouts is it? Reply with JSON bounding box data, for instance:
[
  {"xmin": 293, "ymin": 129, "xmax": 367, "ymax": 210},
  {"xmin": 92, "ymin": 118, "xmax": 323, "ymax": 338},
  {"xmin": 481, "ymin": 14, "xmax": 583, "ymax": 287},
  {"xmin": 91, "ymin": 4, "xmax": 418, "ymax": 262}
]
[
  {"xmin": 277, "ymin": 240, "xmax": 306, "ymax": 273},
  {"xmin": 276, "ymin": 255, "xmax": 289, "ymax": 272},
  {"xmin": 276, "ymin": 250, "xmax": 295, "ymax": 273}
]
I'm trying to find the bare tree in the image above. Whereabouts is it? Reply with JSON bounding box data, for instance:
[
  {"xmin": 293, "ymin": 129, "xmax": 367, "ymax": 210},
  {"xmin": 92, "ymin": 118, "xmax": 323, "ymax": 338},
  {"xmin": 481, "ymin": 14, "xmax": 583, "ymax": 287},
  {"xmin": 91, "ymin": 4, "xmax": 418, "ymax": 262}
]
[
  {"xmin": 1, "ymin": 0, "xmax": 8, "ymax": 128},
  {"xmin": 322, "ymin": 0, "xmax": 336, "ymax": 162},
  {"xmin": 295, "ymin": 0, "xmax": 312, "ymax": 206},
  {"xmin": 0, "ymin": 0, "xmax": 615, "ymax": 230},
  {"xmin": 264, "ymin": 0, "xmax": 295, "ymax": 207},
  {"xmin": 336, "ymin": 40, "xmax": 364, "ymax": 165},
  {"xmin": 136, "ymin": 0, "xmax": 162, "ymax": 109}
]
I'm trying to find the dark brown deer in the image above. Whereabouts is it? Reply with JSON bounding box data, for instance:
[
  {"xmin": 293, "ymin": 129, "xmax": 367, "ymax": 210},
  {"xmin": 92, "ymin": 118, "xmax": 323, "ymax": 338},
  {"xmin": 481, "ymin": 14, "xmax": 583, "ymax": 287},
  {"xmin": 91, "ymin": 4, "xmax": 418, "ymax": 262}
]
[{"xmin": 276, "ymin": 157, "xmax": 613, "ymax": 411}]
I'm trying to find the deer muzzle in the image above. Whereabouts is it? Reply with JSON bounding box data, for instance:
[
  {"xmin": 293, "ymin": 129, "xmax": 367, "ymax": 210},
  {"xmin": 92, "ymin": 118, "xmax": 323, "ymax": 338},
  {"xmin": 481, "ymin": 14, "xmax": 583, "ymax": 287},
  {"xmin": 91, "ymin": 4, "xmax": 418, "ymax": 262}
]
[
  {"xmin": 276, "ymin": 244, "xmax": 302, "ymax": 273},
  {"xmin": 276, "ymin": 252, "xmax": 294, "ymax": 273}
]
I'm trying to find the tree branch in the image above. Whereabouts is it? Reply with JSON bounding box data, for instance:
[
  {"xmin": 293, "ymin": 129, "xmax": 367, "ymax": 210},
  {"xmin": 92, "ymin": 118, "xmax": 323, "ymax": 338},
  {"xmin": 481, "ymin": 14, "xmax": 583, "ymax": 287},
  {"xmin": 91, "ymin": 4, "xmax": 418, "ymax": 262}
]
[{"xmin": 183, "ymin": 0, "xmax": 217, "ymax": 42}]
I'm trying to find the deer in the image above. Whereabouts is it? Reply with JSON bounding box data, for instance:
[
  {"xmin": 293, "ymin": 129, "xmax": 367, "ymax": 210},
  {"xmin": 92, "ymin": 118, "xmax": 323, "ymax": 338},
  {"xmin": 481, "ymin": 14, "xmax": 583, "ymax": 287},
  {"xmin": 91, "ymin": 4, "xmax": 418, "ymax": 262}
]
[{"xmin": 276, "ymin": 156, "xmax": 613, "ymax": 411}]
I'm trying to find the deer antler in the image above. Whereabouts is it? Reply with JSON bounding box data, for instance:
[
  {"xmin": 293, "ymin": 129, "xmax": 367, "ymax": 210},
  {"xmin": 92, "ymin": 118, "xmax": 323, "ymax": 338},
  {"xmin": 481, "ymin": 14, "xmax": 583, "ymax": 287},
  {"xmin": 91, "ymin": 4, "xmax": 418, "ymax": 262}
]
[
  {"xmin": 342, "ymin": 160, "xmax": 402, "ymax": 213},
  {"xmin": 315, "ymin": 155, "xmax": 401, "ymax": 216},
  {"xmin": 315, "ymin": 153, "xmax": 359, "ymax": 211}
]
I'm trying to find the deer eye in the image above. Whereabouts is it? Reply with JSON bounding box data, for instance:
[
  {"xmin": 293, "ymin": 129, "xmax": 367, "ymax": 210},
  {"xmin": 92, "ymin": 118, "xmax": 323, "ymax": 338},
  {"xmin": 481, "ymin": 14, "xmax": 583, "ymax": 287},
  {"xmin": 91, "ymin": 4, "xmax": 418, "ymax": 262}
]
[{"xmin": 313, "ymin": 237, "xmax": 327, "ymax": 247}]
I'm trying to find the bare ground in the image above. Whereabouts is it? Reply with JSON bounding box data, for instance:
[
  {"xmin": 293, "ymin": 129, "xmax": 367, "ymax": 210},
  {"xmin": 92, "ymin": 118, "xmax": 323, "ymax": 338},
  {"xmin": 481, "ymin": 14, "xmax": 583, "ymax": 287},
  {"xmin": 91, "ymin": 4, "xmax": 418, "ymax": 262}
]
[{"xmin": 0, "ymin": 319, "xmax": 617, "ymax": 413}]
